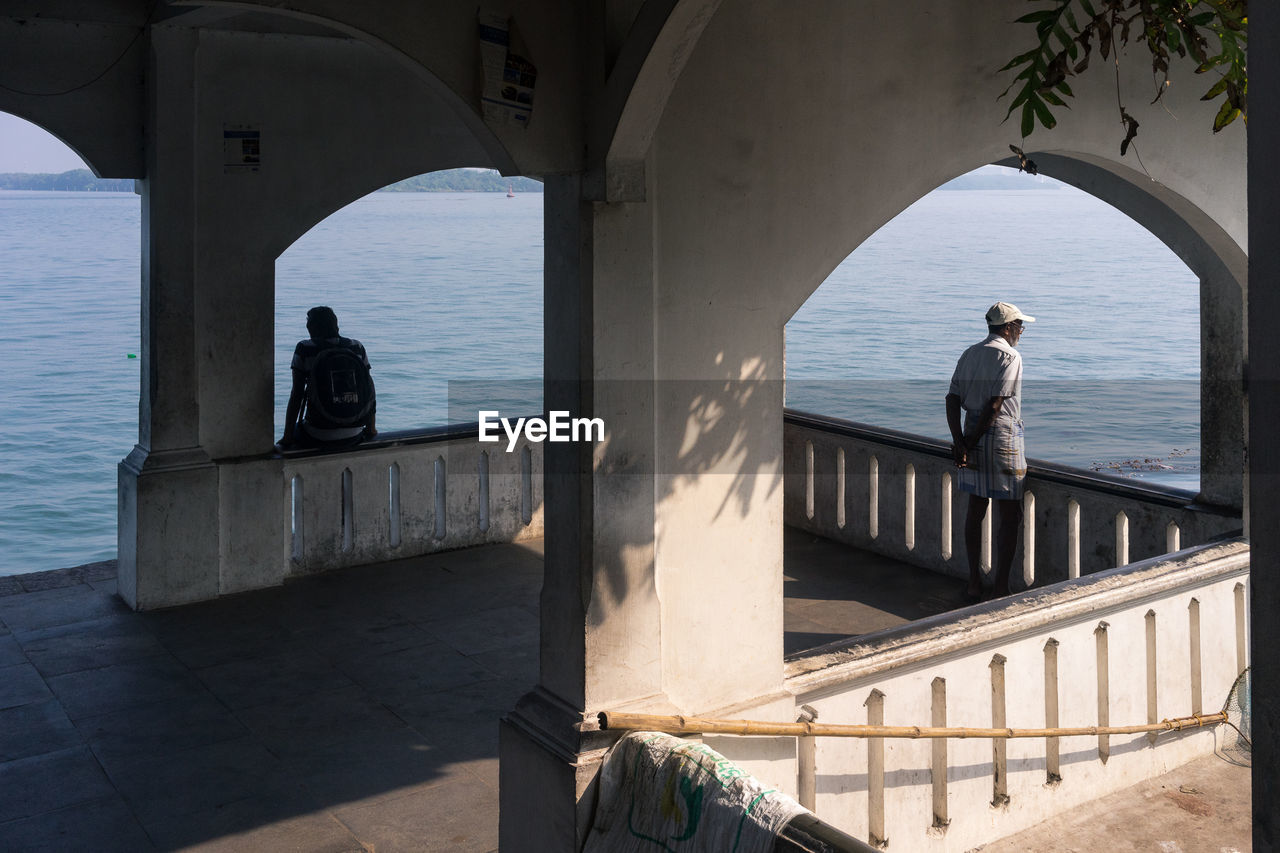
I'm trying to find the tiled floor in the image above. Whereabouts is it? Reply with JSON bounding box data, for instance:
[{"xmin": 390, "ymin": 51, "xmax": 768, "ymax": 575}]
[
  {"xmin": 781, "ymin": 529, "xmax": 973, "ymax": 655},
  {"xmin": 0, "ymin": 531, "xmax": 967, "ymax": 852},
  {"xmin": 0, "ymin": 544, "xmax": 542, "ymax": 852},
  {"xmin": 974, "ymin": 753, "xmax": 1251, "ymax": 853},
  {"xmin": 0, "ymin": 532, "xmax": 1247, "ymax": 851}
]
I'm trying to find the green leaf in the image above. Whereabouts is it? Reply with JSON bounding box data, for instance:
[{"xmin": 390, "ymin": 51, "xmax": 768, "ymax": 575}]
[
  {"xmin": 1213, "ymin": 99, "xmax": 1240, "ymax": 132},
  {"xmin": 1201, "ymin": 77, "xmax": 1228, "ymax": 100},
  {"xmin": 1054, "ymin": 25, "xmax": 1077, "ymax": 52},
  {"xmin": 1032, "ymin": 96, "xmax": 1057, "ymax": 129},
  {"xmin": 998, "ymin": 0, "xmax": 1246, "ymax": 146}
]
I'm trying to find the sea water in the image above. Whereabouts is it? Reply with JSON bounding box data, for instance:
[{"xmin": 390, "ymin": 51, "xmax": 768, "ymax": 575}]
[{"xmin": 0, "ymin": 184, "xmax": 1201, "ymax": 575}]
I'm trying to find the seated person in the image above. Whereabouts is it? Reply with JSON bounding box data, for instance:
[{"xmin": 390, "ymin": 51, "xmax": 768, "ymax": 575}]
[{"xmin": 278, "ymin": 305, "xmax": 377, "ymax": 450}]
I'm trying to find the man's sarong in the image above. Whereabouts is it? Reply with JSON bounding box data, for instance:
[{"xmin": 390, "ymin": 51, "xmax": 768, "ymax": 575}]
[{"xmin": 958, "ymin": 419, "xmax": 1026, "ymax": 500}]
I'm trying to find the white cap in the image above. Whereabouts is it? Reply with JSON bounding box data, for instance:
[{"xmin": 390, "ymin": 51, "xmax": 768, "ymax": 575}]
[{"xmin": 985, "ymin": 301, "xmax": 1035, "ymax": 325}]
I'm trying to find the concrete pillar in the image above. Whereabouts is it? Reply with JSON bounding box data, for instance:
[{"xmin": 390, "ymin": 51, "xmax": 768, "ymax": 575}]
[
  {"xmin": 1251, "ymin": 6, "xmax": 1280, "ymax": 851},
  {"xmin": 119, "ymin": 26, "xmax": 282, "ymax": 609},
  {"xmin": 118, "ymin": 27, "xmax": 220, "ymax": 609},
  {"xmin": 501, "ymin": 170, "xmax": 790, "ymax": 849},
  {"xmin": 501, "ymin": 173, "xmax": 665, "ymax": 851},
  {"xmin": 1200, "ymin": 269, "xmax": 1245, "ymax": 511}
]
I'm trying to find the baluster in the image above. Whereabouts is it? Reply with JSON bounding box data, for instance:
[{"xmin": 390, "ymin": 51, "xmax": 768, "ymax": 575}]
[
  {"xmin": 1188, "ymin": 598, "xmax": 1203, "ymax": 715},
  {"xmin": 434, "ymin": 456, "xmax": 447, "ymax": 540},
  {"xmin": 341, "ymin": 468, "xmax": 354, "ymax": 553},
  {"xmin": 931, "ymin": 677, "xmax": 949, "ymax": 828},
  {"xmin": 388, "ymin": 462, "xmax": 401, "ymax": 548}
]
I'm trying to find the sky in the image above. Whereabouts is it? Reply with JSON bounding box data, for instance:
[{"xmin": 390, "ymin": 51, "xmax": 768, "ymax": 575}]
[{"xmin": 0, "ymin": 112, "xmax": 88, "ymax": 172}]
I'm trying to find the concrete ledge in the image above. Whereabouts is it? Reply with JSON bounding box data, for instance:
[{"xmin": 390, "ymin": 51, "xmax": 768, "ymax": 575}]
[{"xmin": 0, "ymin": 561, "xmax": 117, "ymax": 596}]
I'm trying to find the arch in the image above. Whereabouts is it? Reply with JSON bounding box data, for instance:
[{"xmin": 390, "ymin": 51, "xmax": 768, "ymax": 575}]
[
  {"xmin": 0, "ymin": 8, "xmax": 148, "ymax": 178},
  {"xmin": 1001, "ymin": 151, "xmax": 1245, "ymax": 291},
  {"xmin": 0, "ymin": 93, "xmax": 141, "ymax": 181},
  {"xmin": 594, "ymin": 0, "xmax": 724, "ymax": 199},
  {"xmin": 646, "ymin": 1, "xmax": 1245, "ymax": 341},
  {"xmin": 163, "ymin": 1, "xmax": 518, "ymax": 177},
  {"xmin": 786, "ymin": 154, "xmax": 1241, "ymax": 504},
  {"xmin": 1008, "ymin": 152, "xmax": 1245, "ymax": 508},
  {"xmin": 143, "ymin": 8, "xmax": 522, "ymax": 262},
  {"xmin": 786, "ymin": 150, "xmax": 1244, "ymax": 323},
  {"xmin": 0, "ymin": 110, "xmax": 97, "ymax": 176},
  {"xmin": 272, "ymin": 176, "xmax": 543, "ymax": 435}
]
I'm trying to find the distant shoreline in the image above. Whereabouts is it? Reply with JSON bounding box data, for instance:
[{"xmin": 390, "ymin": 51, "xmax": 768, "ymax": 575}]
[
  {"xmin": 0, "ymin": 168, "xmax": 546, "ymax": 194},
  {"xmin": 1, "ymin": 168, "xmax": 1057, "ymax": 193}
]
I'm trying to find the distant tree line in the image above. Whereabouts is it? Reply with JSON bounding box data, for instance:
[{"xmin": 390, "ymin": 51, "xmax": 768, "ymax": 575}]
[
  {"xmin": 382, "ymin": 170, "xmax": 544, "ymax": 192},
  {"xmin": 0, "ymin": 168, "xmax": 545, "ymax": 193},
  {"xmin": 0, "ymin": 170, "xmax": 134, "ymax": 191},
  {"xmin": 937, "ymin": 172, "xmax": 1059, "ymax": 190}
]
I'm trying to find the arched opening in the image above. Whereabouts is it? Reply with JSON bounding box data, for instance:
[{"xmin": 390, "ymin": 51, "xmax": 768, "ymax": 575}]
[
  {"xmin": 0, "ymin": 112, "xmax": 139, "ymax": 576},
  {"xmin": 781, "ymin": 163, "xmax": 1243, "ymax": 656},
  {"xmin": 273, "ymin": 169, "xmax": 544, "ymax": 438},
  {"xmin": 788, "ymin": 165, "xmax": 1200, "ymax": 487}
]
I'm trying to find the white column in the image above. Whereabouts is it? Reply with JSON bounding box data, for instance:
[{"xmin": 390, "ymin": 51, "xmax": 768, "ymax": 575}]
[
  {"xmin": 118, "ymin": 26, "xmax": 220, "ymax": 609},
  {"xmin": 1200, "ymin": 268, "xmax": 1245, "ymax": 511},
  {"xmin": 119, "ymin": 26, "xmax": 283, "ymax": 609},
  {"xmin": 501, "ymin": 163, "xmax": 791, "ymax": 849},
  {"xmin": 501, "ymin": 173, "xmax": 666, "ymax": 851}
]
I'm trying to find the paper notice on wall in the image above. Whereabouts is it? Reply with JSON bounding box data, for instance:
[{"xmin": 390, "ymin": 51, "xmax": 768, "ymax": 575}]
[
  {"xmin": 223, "ymin": 124, "xmax": 261, "ymax": 173},
  {"xmin": 478, "ymin": 11, "xmax": 536, "ymax": 129}
]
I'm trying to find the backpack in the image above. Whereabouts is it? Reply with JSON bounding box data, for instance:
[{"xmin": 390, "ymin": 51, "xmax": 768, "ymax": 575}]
[{"xmin": 304, "ymin": 341, "xmax": 374, "ymax": 429}]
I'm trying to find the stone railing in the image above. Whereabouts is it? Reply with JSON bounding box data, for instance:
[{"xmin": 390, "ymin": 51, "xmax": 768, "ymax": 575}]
[
  {"xmin": 279, "ymin": 424, "xmax": 543, "ymax": 574},
  {"xmin": 777, "ymin": 537, "xmax": 1249, "ymax": 851},
  {"xmin": 782, "ymin": 409, "xmax": 1241, "ymax": 586}
]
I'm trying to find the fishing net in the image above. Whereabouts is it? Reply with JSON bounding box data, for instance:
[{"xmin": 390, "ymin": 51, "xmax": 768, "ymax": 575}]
[{"xmin": 1218, "ymin": 666, "xmax": 1251, "ymax": 767}]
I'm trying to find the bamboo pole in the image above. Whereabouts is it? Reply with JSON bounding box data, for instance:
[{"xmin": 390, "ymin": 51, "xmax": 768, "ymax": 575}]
[{"xmin": 598, "ymin": 710, "xmax": 1227, "ymax": 740}]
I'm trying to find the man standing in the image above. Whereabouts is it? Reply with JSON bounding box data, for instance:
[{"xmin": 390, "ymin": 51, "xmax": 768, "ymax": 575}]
[
  {"xmin": 278, "ymin": 305, "xmax": 377, "ymax": 451},
  {"xmin": 945, "ymin": 302, "xmax": 1034, "ymax": 600}
]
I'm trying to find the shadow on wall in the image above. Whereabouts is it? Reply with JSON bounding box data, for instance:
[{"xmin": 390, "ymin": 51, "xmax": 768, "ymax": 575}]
[{"xmin": 574, "ymin": 350, "xmax": 787, "ymax": 625}]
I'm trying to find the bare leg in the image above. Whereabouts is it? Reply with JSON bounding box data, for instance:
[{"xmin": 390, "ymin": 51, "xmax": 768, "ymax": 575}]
[
  {"xmin": 992, "ymin": 498, "xmax": 1024, "ymax": 596},
  {"xmin": 965, "ymin": 495, "xmax": 989, "ymax": 598}
]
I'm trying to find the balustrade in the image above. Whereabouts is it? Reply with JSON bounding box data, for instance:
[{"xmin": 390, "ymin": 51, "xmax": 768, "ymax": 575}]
[
  {"xmin": 277, "ymin": 425, "xmax": 543, "ymax": 575},
  {"xmin": 777, "ymin": 537, "xmax": 1248, "ymax": 851},
  {"xmin": 783, "ymin": 409, "xmax": 1240, "ymax": 586}
]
